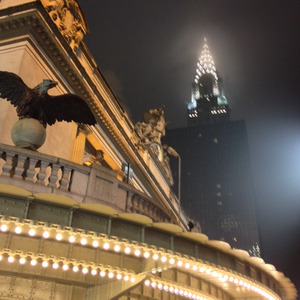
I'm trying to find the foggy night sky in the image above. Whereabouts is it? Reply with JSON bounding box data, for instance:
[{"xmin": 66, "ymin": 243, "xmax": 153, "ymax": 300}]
[{"xmin": 78, "ymin": 0, "xmax": 300, "ymax": 288}]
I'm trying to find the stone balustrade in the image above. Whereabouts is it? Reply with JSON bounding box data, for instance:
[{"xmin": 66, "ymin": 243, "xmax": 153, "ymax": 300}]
[{"xmin": 0, "ymin": 143, "xmax": 176, "ymax": 224}]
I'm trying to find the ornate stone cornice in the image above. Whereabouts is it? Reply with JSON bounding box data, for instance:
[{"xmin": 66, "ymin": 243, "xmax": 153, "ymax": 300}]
[{"xmin": 0, "ymin": 2, "xmax": 183, "ymax": 226}]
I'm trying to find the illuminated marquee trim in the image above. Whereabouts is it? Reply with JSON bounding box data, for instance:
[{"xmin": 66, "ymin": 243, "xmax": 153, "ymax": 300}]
[{"xmin": 0, "ymin": 219, "xmax": 280, "ymax": 300}]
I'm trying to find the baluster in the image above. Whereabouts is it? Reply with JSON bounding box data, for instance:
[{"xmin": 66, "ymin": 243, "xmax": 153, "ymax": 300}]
[
  {"xmin": 43, "ymin": 163, "xmax": 53, "ymax": 186},
  {"xmin": 0, "ymin": 151, "xmax": 7, "ymax": 176},
  {"xmin": 55, "ymin": 166, "xmax": 63, "ymax": 189},
  {"xmin": 32, "ymin": 160, "xmax": 41, "ymax": 183},
  {"xmin": 60, "ymin": 166, "xmax": 72, "ymax": 190}
]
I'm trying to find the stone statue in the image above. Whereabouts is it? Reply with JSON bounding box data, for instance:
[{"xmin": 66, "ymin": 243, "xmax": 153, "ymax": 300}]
[
  {"xmin": 83, "ymin": 150, "xmax": 104, "ymax": 166},
  {"xmin": 134, "ymin": 107, "xmax": 166, "ymax": 147},
  {"xmin": 0, "ymin": 70, "xmax": 96, "ymax": 150},
  {"xmin": 0, "ymin": 71, "xmax": 96, "ymax": 127},
  {"xmin": 135, "ymin": 107, "xmax": 177, "ymax": 185}
]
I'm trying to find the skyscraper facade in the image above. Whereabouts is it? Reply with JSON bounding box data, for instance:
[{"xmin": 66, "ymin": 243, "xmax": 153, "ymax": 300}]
[{"xmin": 166, "ymin": 40, "xmax": 260, "ymax": 255}]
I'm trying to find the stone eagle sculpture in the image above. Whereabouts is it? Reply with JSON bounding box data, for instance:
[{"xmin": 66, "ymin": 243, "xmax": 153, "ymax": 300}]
[{"xmin": 0, "ymin": 71, "xmax": 96, "ymax": 127}]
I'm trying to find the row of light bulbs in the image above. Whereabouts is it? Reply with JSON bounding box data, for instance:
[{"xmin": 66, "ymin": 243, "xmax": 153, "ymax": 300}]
[
  {"xmin": 0, "ymin": 221, "xmax": 278, "ymax": 300},
  {"xmin": 0, "ymin": 252, "xmax": 136, "ymax": 282},
  {"xmin": 145, "ymin": 279, "xmax": 209, "ymax": 300},
  {"xmin": 211, "ymin": 109, "xmax": 227, "ymax": 114}
]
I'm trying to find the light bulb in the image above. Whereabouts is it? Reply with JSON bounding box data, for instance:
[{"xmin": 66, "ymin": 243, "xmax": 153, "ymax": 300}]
[
  {"xmin": 28, "ymin": 229, "xmax": 35, "ymax": 236},
  {"xmin": 69, "ymin": 236, "xmax": 75, "ymax": 243},
  {"xmin": 42, "ymin": 261, "xmax": 48, "ymax": 268},
  {"xmin": 19, "ymin": 258, "xmax": 26, "ymax": 264},
  {"xmin": 56, "ymin": 233, "xmax": 62, "ymax": 241},
  {"xmin": 15, "ymin": 226, "xmax": 22, "ymax": 234},
  {"xmin": 80, "ymin": 238, "xmax": 87, "ymax": 245},
  {"xmin": 52, "ymin": 263, "xmax": 59, "ymax": 269},
  {"xmin": 43, "ymin": 231, "xmax": 50, "ymax": 238}
]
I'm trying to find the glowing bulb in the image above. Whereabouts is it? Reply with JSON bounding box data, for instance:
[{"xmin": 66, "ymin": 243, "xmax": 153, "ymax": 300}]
[
  {"xmin": 63, "ymin": 264, "xmax": 69, "ymax": 271},
  {"xmin": 56, "ymin": 233, "xmax": 62, "ymax": 241},
  {"xmin": 103, "ymin": 243, "xmax": 109, "ymax": 250},
  {"xmin": 199, "ymin": 267, "xmax": 205, "ymax": 272},
  {"xmin": 158, "ymin": 283, "xmax": 163, "ymax": 290},
  {"xmin": 92, "ymin": 240, "xmax": 98, "ymax": 248},
  {"xmin": 134, "ymin": 249, "xmax": 140, "ymax": 256},
  {"xmin": 0, "ymin": 255, "xmax": 2, "ymax": 261},
  {"xmin": 82, "ymin": 267, "xmax": 88, "ymax": 274},
  {"xmin": 69, "ymin": 236, "xmax": 75, "ymax": 243},
  {"xmin": 164, "ymin": 285, "xmax": 169, "ymax": 291},
  {"xmin": 100, "ymin": 271, "xmax": 106, "ymax": 277},
  {"xmin": 124, "ymin": 275, "xmax": 129, "ymax": 281},
  {"xmin": 0, "ymin": 224, "xmax": 7, "ymax": 232},
  {"xmin": 114, "ymin": 245, "xmax": 120, "ymax": 252},
  {"xmin": 52, "ymin": 263, "xmax": 59, "ymax": 269},
  {"xmin": 130, "ymin": 277, "xmax": 136, "ymax": 283},
  {"xmin": 169, "ymin": 286, "xmax": 174, "ymax": 293},
  {"xmin": 73, "ymin": 266, "xmax": 78, "ymax": 272},
  {"xmin": 80, "ymin": 238, "xmax": 87, "ymax": 245},
  {"xmin": 116, "ymin": 274, "xmax": 122, "ymax": 280},
  {"xmin": 108, "ymin": 272, "xmax": 114, "ymax": 278},
  {"xmin": 177, "ymin": 261, "xmax": 183, "ymax": 267},
  {"xmin": 43, "ymin": 231, "xmax": 50, "ymax": 238},
  {"xmin": 151, "ymin": 282, "xmax": 157, "ymax": 288},
  {"xmin": 15, "ymin": 226, "xmax": 22, "ymax": 234},
  {"xmin": 42, "ymin": 261, "xmax": 48, "ymax": 268},
  {"xmin": 192, "ymin": 265, "xmax": 197, "ymax": 271},
  {"xmin": 143, "ymin": 251, "xmax": 150, "ymax": 258},
  {"xmin": 169, "ymin": 258, "xmax": 175, "ymax": 264},
  {"xmin": 185, "ymin": 263, "xmax": 190, "ymax": 269},
  {"xmin": 19, "ymin": 258, "xmax": 26, "ymax": 264},
  {"xmin": 145, "ymin": 280, "xmax": 150, "ymax": 286},
  {"xmin": 28, "ymin": 229, "xmax": 35, "ymax": 236},
  {"xmin": 153, "ymin": 254, "xmax": 159, "ymax": 260},
  {"xmin": 91, "ymin": 269, "xmax": 97, "ymax": 276},
  {"xmin": 161, "ymin": 256, "xmax": 167, "ymax": 262},
  {"xmin": 31, "ymin": 259, "xmax": 37, "ymax": 266},
  {"xmin": 125, "ymin": 247, "xmax": 131, "ymax": 254},
  {"xmin": 8, "ymin": 256, "xmax": 14, "ymax": 263}
]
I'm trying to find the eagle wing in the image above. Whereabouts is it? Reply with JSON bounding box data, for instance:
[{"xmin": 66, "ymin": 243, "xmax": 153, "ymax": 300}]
[
  {"xmin": 42, "ymin": 94, "xmax": 96, "ymax": 126},
  {"xmin": 0, "ymin": 71, "xmax": 32, "ymax": 108}
]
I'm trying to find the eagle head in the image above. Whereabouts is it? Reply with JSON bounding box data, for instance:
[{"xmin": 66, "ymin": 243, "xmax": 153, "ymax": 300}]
[{"xmin": 34, "ymin": 79, "xmax": 58, "ymax": 95}]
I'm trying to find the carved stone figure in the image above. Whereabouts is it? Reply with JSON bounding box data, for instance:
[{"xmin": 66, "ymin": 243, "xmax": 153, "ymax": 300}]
[
  {"xmin": 0, "ymin": 70, "xmax": 96, "ymax": 150},
  {"xmin": 135, "ymin": 107, "xmax": 177, "ymax": 184},
  {"xmin": 0, "ymin": 71, "xmax": 96, "ymax": 127},
  {"xmin": 40, "ymin": 0, "xmax": 88, "ymax": 51},
  {"xmin": 83, "ymin": 150, "xmax": 104, "ymax": 166},
  {"xmin": 134, "ymin": 107, "xmax": 166, "ymax": 147}
]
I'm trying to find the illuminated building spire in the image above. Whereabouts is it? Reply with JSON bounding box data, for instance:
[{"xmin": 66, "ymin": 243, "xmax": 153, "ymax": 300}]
[
  {"xmin": 195, "ymin": 38, "xmax": 218, "ymax": 83},
  {"xmin": 187, "ymin": 38, "xmax": 230, "ymax": 126}
]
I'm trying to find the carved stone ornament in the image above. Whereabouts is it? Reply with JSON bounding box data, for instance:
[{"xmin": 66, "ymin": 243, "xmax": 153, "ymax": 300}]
[
  {"xmin": 134, "ymin": 107, "xmax": 166, "ymax": 148},
  {"xmin": 40, "ymin": 0, "xmax": 89, "ymax": 51},
  {"xmin": 135, "ymin": 107, "xmax": 175, "ymax": 184}
]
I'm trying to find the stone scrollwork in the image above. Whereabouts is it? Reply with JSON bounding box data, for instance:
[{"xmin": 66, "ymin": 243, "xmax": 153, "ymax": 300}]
[{"xmin": 40, "ymin": 0, "xmax": 89, "ymax": 51}]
